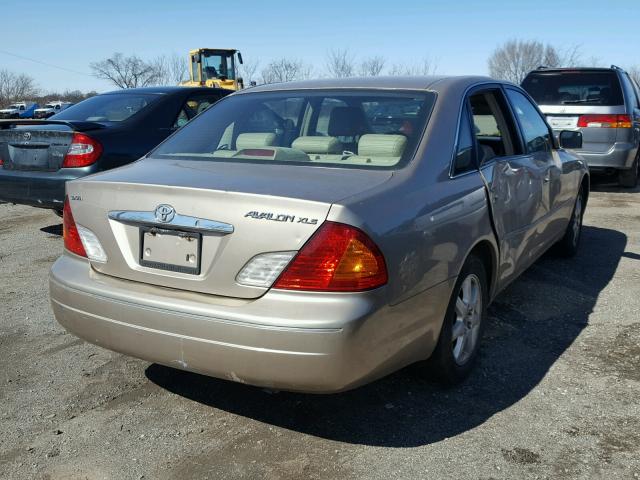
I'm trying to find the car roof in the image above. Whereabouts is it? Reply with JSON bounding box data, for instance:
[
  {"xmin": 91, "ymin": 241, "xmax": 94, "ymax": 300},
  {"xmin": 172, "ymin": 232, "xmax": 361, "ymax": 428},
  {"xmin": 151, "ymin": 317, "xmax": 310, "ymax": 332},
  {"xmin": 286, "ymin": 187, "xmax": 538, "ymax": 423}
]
[
  {"xmin": 101, "ymin": 86, "xmax": 229, "ymax": 96},
  {"xmin": 236, "ymin": 75, "xmax": 497, "ymax": 95},
  {"xmin": 527, "ymin": 67, "xmax": 622, "ymax": 74}
]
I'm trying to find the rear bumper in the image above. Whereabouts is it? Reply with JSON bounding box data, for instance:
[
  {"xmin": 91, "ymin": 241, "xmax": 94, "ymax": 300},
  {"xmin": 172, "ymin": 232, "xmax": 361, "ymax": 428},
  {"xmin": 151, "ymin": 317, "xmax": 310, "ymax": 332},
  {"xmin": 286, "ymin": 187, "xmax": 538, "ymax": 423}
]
[
  {"xmin": 0, "ymin": 167, "xmax": 91, "ymax": 209},
  {"xmin": 577, "ymin": 142, "xmax": 638, "ymax": 170},
  {"xmin": 49, "ymin": 253, "xmax": 453, "ymax": 393}
]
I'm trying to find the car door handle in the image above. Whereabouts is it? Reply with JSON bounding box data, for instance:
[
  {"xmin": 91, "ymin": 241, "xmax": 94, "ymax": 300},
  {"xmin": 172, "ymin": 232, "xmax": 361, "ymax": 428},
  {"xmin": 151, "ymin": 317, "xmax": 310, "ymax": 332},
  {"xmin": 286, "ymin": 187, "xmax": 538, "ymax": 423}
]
[{"xmin": 543, "ymin": 176, "xmax": 550, "ymax": 183}]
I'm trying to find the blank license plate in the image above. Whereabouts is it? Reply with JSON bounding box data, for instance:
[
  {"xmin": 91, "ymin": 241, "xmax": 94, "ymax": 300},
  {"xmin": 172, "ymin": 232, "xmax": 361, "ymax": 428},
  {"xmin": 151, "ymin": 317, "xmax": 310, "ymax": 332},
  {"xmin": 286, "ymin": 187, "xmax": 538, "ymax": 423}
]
[
  {"xmin": 139, "ymin": 227, "xmax": 201, "ymax": 275},
  {"xmin": 546, "ymin": 116, "xmax": 579, "ymax": 129}
]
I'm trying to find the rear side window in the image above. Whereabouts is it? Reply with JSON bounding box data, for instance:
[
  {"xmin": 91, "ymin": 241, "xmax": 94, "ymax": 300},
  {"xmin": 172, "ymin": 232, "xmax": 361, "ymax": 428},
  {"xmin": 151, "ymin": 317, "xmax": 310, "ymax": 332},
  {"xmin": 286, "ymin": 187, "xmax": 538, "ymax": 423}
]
[
  {"xmin": 505, "ymin": 89, "xmax": 552, "ymax": 154},
  {"xmin": 53, "ymin": 93, "xmax": 158, "ymax": 122},
  {"xmin": 173, "ymin": 94, "xmax": 223, "ymax": 128},
  {"xmin": 621, "ymin": 73, "xmax": 640, "ymax": 109},
  {"xmin": 522, "ymin": 71, "xmax": 624, "ymax": 106},
  {"xmin": 453, "ymin": 105, "xmax": 475, "ymax": 175}
]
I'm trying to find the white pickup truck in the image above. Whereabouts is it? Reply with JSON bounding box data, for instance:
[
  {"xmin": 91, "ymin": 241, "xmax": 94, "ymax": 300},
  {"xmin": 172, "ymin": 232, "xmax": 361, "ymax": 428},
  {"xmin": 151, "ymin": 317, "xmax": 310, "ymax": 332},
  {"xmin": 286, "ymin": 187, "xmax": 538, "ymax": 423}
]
[
  {"xmin": 33, "ymin": 101, "xmax": 74, "ymax": 119},
  {"xmin": 0, "ymin": 102, "xmax": 39, "ymax": 119}
]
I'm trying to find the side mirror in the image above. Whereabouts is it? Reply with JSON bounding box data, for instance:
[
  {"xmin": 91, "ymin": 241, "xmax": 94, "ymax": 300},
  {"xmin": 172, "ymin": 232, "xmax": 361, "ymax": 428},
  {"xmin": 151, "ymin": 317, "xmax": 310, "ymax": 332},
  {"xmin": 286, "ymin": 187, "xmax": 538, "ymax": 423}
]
[
  {"xmin": 237, "ymin": 52, "xmax": 243, "ymax": 65},
  {"xmin": 559, "ymin": 130, "xmax": 583, "ymax": 149}
]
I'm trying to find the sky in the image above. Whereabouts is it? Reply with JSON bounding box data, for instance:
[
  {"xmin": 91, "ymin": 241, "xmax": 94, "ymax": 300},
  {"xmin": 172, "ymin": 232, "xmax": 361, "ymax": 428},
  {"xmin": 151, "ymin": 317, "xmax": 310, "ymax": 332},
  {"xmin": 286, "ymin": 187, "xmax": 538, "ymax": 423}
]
[{"xmin": 2, "ymin": 0, "xmax": 639, "ymax": 93}]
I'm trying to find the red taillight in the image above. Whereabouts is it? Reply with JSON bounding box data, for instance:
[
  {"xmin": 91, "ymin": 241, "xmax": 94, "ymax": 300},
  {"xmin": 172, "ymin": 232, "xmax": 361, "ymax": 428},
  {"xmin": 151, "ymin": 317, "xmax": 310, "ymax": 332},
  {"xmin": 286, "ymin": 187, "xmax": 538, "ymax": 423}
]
[
  {"xmin": 577, "ymin": 114, "xmax": 632, "ymax": 128},
  {"xmin": 63, "ymin": 196, "xmax": 87, "ymax": 258},
  {"xmin": 0, "ymin": 158, "xmax": 3, "ymax": 166},
  {"xmin": 62, "ymin": 133, "xmax": 102, "ymax": 168},
  {"xmin": 274, "ymin": 222, "xmax": 388, "ymax": 292}
]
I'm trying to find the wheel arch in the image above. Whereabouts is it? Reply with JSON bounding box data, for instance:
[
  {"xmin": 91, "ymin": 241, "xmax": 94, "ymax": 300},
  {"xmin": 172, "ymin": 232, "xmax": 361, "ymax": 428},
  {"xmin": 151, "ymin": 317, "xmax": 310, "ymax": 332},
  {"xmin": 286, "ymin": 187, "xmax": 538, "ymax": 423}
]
[
  {"xmin": 580, "ymin": 172, "xmax": 590, "ymax": 208},
  {"xmin": 464, "ymin": 237, "xmax": 499, "ymax": 301}
]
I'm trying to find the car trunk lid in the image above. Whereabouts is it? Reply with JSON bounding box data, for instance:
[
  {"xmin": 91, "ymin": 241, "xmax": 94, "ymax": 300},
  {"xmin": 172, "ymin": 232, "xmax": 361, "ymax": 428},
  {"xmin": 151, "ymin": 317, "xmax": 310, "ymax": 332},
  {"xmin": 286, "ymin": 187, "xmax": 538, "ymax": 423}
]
[
  {"xmin": 0, "ymin": 120, "xmax": 104, "ymax": 171},
  {"xmin": 66, "ymin": 159, "xmax": 393, "ymax": 299}
]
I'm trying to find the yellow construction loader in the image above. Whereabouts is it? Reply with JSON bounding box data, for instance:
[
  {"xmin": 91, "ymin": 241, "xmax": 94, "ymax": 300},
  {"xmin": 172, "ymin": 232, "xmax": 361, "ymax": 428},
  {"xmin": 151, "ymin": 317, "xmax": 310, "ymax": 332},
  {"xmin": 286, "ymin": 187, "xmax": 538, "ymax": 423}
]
[{"xmin": 181, "ymin": 48, "xmax": 245, "ymax": 91}]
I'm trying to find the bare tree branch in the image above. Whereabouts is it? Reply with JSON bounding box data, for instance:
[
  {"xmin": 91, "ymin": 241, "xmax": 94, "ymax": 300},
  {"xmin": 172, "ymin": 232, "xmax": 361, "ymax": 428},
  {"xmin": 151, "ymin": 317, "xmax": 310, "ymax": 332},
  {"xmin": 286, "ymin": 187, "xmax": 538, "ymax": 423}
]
[
  {"xmin": 261, "ymin": 58, "xmax": 312, "ymax": 84},
  {"xmin": 359, "ymin": 56, "xmax": 386, "ymax": 77},
  {"xmin": 90, "ymin": 53, "xmax": 160, "ymax": 89},
  {"xmin": 326, "ymin": 49, "xmax": 356, "ymax": 78},
  {"xmin": 488, "ymin": 39, "xmax": 582, "ymax": 83},
  {"xmin": 0, "ymin": 69, "xmax": 38, "ymax": 104},
  {"xmin": 238, "ymin": 59, "xmax": 261, "ymax": 85},
  {"xmin": 152, "ymin": 53, "xmax": 188, "ymax": 85},
  {"xmin": 388, "ymin": 58, "xmax": 438, "ymax": 76}
]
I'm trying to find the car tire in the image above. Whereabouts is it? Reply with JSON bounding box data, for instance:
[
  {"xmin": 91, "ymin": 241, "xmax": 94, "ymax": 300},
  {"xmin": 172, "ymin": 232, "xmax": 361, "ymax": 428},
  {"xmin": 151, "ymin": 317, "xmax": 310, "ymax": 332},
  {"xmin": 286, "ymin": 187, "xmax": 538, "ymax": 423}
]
[
  {"xmin": 425, "ymin": 254, "xmax": 488, "ymax": 385},
  {"xmin": 618, "ymin": 156, "xmax": 639, "ymax": 188},
  {"xmin": 556, "ymin": 186, "xmax": 584, "ymax": 257}
]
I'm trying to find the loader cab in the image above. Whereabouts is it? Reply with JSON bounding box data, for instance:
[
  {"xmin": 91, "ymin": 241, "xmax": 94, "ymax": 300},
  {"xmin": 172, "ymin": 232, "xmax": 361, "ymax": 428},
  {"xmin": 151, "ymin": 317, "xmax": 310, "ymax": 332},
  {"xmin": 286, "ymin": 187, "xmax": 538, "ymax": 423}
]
[{"xmin": 190, "ymin": 49, "xmax": 244, "ymax": 91}]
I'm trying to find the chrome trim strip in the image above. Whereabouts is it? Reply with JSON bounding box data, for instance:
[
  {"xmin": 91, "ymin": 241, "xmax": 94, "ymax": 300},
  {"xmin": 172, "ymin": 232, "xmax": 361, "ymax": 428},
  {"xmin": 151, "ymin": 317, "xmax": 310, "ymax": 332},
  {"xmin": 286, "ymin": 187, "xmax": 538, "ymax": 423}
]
[{"xmin": 108, "ymin": 210, "xmax": 234, "ymax": 234}]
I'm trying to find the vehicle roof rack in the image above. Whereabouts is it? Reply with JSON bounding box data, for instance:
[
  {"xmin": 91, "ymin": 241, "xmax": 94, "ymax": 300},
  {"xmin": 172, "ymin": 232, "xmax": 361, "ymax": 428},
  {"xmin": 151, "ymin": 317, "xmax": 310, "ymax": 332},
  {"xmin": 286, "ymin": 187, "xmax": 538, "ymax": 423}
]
[
  {"xmin": 536, "ymin": 65, "xmax": 548, "ymax": 70},
  {"xmin": 610, "ymin": 64, "xmax": 623, "ymax": 71}
]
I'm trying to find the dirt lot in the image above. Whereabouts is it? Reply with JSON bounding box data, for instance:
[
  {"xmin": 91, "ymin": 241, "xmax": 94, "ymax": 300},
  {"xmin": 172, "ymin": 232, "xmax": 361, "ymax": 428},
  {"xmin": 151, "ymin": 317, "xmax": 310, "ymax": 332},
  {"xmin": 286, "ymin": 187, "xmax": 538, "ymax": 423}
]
[{"xmin": 1, "ymin": 178, "xmax": 639, "ymax": 480}]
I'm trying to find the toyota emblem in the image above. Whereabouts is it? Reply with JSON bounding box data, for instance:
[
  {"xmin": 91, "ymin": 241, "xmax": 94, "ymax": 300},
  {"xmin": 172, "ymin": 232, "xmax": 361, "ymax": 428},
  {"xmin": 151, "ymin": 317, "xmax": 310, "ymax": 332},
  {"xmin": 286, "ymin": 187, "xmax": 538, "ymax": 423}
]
[
  {"xmin": 154, "ymin": 204, "xmax": 175, "ymax": 223},
  {"xmin": 23, "ymin": 132, "xmax": 31, "ymax": 141}
]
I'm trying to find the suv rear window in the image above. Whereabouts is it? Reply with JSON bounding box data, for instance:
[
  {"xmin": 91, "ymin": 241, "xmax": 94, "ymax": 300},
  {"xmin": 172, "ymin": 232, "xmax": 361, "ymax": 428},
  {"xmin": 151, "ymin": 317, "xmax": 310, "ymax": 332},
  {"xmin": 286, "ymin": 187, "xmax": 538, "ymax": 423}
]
[
  {"xmin": 522, "ymin": 71, "xmax": 624, "ymax": 106},
  {"xmin": 151, "ymin": 90, "xmax": 435, "ymax": 169}
]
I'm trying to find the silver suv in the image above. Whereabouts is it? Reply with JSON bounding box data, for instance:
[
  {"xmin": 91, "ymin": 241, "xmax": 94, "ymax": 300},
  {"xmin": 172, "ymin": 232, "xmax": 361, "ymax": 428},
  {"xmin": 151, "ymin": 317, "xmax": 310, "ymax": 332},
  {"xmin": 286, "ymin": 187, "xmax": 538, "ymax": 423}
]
[{"xmin": 522, "ymin": 66, "xmax": 640, "ymax": 187}]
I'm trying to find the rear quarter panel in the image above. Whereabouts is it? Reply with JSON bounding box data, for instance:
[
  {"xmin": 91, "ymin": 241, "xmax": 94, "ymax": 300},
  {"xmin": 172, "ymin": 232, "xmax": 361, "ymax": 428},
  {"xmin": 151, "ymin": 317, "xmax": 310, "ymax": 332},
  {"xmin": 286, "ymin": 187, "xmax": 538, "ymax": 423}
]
[{"xmin": 329, "ymin": 78, "xmax": 499, "ymax": 307}]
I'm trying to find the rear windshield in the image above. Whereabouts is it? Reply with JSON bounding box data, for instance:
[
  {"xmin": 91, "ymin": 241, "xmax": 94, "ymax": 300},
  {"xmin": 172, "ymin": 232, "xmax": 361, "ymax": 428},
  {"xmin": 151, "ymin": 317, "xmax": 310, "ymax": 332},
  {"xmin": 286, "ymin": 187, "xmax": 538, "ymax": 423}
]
[
  {"xmin": 52, "ymin": 93, "xmax": 157, "ymax": 122},
  {"xmin": 151, "ymin": 90, "xmax": 435, "ymax": 169},
  {"xmin": 522, "ymin": 71, "xmax": 624, "ymax": 106}
]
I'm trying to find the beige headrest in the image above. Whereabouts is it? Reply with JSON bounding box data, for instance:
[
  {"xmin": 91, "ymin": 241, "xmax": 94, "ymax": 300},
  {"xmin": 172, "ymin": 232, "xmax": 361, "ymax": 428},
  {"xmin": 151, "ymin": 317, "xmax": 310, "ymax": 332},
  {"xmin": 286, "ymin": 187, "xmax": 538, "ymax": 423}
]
[
  {"xmin": 358, "ymin": 134, "xmax": 407, "ymax": 157},
  {"xmin": 236, "ymin": 132, "xmax": 277, "ymax": 150},
  {"xmin": 291, "ymin": 136, "xmax": 343, "ymax": 154}
]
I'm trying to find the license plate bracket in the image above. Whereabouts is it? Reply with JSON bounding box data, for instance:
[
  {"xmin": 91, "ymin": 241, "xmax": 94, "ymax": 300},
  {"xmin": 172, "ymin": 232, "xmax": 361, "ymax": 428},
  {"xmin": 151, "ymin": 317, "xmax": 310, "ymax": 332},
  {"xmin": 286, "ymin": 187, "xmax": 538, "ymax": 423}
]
[{"xmin": 139, "ymin": 226, "xmax": 201, "ymax": 275}]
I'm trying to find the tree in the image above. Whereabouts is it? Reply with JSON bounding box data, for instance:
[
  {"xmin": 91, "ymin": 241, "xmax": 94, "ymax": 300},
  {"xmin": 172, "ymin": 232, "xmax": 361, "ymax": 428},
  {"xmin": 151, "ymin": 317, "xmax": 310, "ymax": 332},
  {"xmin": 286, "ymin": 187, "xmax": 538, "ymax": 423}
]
[
  {"xmin": 629, "ymin": 66, "xmax": 640, "ymax": 85},
  {"xmin": 261, "ymin": 58, "xmax": 312, "ymax": 84},
  {"xmin": 488, "ymin": 39, "xmax": 582, "ymax": 83},
  {"xmin": 153, "ymin": 53, "xmax": 188, "ymax": 85},
  {"xmin": 90, "ymin": 53, "xmax": 159, "ymax": 89},
  {"xmin": 359, "ymin": 56, "xmax": 386, "ymax": 77},
  {"xmin": 0, "ymin": 69, "xmax": 38, "ymax": 104},
  {"xmin": 326, "ymin": 49, "xmax": 356, "ymax": 78},
  {"xmin": 388, "ymin": 58, "xmax": 438, "ymax": 76},
  {"xmin": 238, "ymin": 59, "xmax": 261, "ymax": 85}
]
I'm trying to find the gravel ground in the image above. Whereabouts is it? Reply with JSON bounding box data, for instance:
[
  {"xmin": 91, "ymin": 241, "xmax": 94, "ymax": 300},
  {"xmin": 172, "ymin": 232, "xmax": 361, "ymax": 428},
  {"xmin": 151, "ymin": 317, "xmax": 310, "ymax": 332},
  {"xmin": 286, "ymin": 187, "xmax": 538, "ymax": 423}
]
[{"xmin": 1, "ymin": 177, "xmax": 639, "ymax": 480}]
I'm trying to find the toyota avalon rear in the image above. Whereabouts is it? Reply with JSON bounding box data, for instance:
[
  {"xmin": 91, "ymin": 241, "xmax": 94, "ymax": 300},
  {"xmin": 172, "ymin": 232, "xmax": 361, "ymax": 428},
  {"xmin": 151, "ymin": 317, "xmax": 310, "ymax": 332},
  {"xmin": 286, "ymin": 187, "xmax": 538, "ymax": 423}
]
[{"xmin": 50, "ymin": 86, "xmax": 439, "ymax": 392}]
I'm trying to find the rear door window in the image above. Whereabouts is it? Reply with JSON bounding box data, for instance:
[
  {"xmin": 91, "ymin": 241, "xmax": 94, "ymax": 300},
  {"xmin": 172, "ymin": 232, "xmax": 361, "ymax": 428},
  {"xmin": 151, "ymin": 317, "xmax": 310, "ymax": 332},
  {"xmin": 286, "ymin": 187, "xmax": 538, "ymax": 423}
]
[
  {"xmin": 173, "ymin": 93, "xmax": 223, "ymax": 128},
  {"xmin": 522, "ymin": 71, "xmax": 624, "ymax": 106},
  {"xmin": 469, "ymin": 89, "xmax": 520, "ymax": 163},
  {"xmin": 505, "ymin": 89, "xmax": 552, "ymax": 154}
]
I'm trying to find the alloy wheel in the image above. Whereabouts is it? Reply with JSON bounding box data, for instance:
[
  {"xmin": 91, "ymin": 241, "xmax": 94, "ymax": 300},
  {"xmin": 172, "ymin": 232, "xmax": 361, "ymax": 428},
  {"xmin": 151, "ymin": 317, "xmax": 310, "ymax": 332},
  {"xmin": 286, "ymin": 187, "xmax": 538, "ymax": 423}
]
[{"xmin": 451, "ymin": 273, "xmax": 482, "ymax": 365}]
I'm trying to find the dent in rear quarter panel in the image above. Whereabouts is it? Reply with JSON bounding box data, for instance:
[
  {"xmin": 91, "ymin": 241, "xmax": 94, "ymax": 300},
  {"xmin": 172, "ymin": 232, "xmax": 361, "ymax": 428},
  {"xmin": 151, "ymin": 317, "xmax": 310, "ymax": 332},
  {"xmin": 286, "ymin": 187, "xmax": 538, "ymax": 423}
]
[
  {"xmin": 326, "ymin": 78, "xmax": 500, "ymax": 360},
  {"xmin": 328, "ymin": 167, "xmax": 496, "ymax": 361}
]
